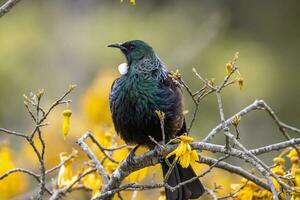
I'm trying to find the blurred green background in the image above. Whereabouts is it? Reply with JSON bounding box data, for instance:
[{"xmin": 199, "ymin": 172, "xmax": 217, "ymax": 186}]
[{"xmin": 1, "ymin": 0, "xmax": 300, "ymax": 198}]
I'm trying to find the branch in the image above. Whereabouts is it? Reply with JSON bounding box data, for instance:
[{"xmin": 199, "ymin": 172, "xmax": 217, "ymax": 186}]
[
  {"xmin": 0, "ymin": 128, "xmax": 28, "ymax": 139},
  {"xmin": 49, "ymin": 168, "xmax": 96, "ymax": 200},
  {"xmin": 87, "ymin": 132, "xmax": 120, "ymax": 163},
  {"xmin": 197, "ymin": 156, "xmax": 270, "ymax": 191},
  {"xmin": 0, "ymin": 0, "xmax": 23, "ymax": 18},
  {"xmin": 203, "ymin": 99, "xmax": 300, "ymax": 143},
  {"xmin": 0, "ymin": 168, "xmax": 39, "ymax": 182},
  {"xmin": 46, "ymin": 153, "xmax": 76, "ymax": 175},
  {"xmin": 76, "ymin": 131, "xmax": 109, "ymax": 185}
]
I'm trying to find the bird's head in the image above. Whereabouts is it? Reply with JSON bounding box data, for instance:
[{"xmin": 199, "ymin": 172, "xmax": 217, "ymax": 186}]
[{"xmin": 108, "ymin": 40, "xmax": 155, "ymax": 66}]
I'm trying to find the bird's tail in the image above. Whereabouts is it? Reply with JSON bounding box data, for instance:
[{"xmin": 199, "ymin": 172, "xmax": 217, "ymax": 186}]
[{"xmin": 161, "ymin": 157, "xmax": 204, "ymax": 200}]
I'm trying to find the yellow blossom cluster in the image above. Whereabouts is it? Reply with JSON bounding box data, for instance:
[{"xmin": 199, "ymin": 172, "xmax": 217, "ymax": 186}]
[
  {"xmin": 82, "ymin": 167, "xmax": 103, "ymax": 198},
  {"xmin": 230, "ymin": 148, "xmax": 300, "ymax": 200},
  {"xmin": 225, "ymin": 52, "xmax": 244, "ymax": 90},
  {"xmin": 56, "ymin": 145, "xmax": 149, "ymax": 199},
  {"xmin": 167, "ymin": 134, "xmax": 199, "ymax": 168},
  {"xmin": 57, "ymin": 150, "xmax": 78, "ymax": 188}
]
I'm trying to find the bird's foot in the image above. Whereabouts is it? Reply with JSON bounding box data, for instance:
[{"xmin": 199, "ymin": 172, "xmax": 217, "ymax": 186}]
[{"xmin": 126, "ymin": 145, "xmax": 140, "ymax": 166}]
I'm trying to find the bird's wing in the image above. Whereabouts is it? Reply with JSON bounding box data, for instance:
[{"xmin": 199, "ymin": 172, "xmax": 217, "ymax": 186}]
[
  {"xmin": 178, "ymin": 118, "xmax": 187, "ymax": 136},
  {"xmin": 109, "ymin": 78, "xmax": 120, "ymax": 133},
  {"xmin": 160, "ymin": 71, "xmax": 187, "ymax": 137},
  {"xmin": 109, "ymin": 78, "xmax": 118, "ymax": 109}
]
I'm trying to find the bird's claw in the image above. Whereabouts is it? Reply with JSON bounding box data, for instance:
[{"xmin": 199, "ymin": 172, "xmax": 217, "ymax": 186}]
[
  {"xmin": 126, "ymin": 145, "xmax": 140, "ymax": 166},
  {"xmin": 154, "ymin": 144, "xmax": 164, "ymax": 156}
]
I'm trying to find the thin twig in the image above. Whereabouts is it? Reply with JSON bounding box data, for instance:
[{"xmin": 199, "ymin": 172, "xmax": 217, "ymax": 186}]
[
  {"xmin": 0, "ymin": 168, "xmax": 39, "ymax": 182},
  {"xmin": 0, "ymin": 128, "xmax": 28, "ymax": 139},
  {"xmin": 0, "ymin": 0, "xmax": 23, "ymax": 17},
  {"xmin": 88, "ymin": 132, "xmax": 120, "ymax": 164}
]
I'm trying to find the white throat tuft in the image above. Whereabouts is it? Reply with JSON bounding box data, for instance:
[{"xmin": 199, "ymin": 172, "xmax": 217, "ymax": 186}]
[{"xmin": 118, "ymin": 63, "xmax": 128, "ymax": 75}]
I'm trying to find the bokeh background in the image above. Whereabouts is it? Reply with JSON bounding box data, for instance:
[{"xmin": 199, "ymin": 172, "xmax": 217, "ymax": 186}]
[{"xmin": 1, "ymin": 0, "xmax": 300, "ymax": 199}]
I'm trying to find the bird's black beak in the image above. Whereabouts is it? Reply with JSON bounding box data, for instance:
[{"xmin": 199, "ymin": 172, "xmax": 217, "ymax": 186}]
[{"xmin": 107, "ymin": 43, "xmax": 127, "ymax": 51}]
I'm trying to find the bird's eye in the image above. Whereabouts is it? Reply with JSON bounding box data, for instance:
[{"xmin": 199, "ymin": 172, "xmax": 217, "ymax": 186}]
[{"xmin": 129, "ymin": 45, "xmax": 135, "ymax": 50}]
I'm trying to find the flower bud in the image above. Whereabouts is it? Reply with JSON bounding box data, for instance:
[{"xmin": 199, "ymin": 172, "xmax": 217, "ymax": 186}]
[
  {"xmin": 62, "ymin": 109, "xmax": 72, "ymax": 140},
  {"xmin": 237, "ymin": 76, "xmax": 244, "ymax": 90},
  {"xmin": 226, "ymin": 62, "xmax": 233, "ymax": 76}
]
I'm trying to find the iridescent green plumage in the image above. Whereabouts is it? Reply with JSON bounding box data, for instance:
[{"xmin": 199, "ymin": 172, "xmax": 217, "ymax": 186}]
[
  {"xmin": 109, "ymin": 40, "xmax": 183, "ymax": 145},
  {"xmin": 108, "ymin": 40, "xmax": 204, "ymax": 199}
]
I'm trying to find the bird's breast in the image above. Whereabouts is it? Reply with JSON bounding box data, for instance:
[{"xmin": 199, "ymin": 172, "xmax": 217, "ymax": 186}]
[
  {"xmin": 111, "ymin": 76, "xmax": 159, "ymax": 123},
  {"xmin": 110, "ymin": 74, "xmax": 184, "ymax": 146}
]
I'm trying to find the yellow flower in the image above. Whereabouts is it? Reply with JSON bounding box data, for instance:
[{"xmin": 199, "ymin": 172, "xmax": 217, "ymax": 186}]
[
  {"xmin": 167, "ymin": 135, "xmax": 199, "ymax": 168},
  {"xmin": 226, "ymin": 62, "xmax": 233, "ymax": 76},
  {"xmin": 237, "ymin": 75, "xmax": 244, "ymax": 91},
  {"xmin": 57, "ymin": 152, "xmax": 77, "ymax": 188},
  {"xmin": 272, "ymin": 157, "xmax": 285, "ymax": 174},
  {"xmin": 271, "ymin": 157, "xmax": 285, "ymax": 195},
  {"xmin": 287, "ymin": 149, "xmax": 299, "ymax": 158},
  {"xmin": 169, "ymin": 69, "xmax": 181, "ymax": 80},
  {"xmin": 62, "ymin": 109, "xmax": 72, "ymax": 140},
  {"xmin": 230, "ymin": 179, "xmax": 259, "ymax": 200},
  {"xmin": 291, "ymin": 156, "xmax": 299, "ymax": 176},
  {"xmin": 295, "ymin": 169, "xmax": 300, "ymax": 187},
  {"xmin": 231, "ymin": 115, "xmax": 241, "ymax": 126},
  {"xmin": 82, "ymin": 168, "xmax": 102, "ymax": 198},
  {"xmin": 231, "ymin": 185, "xmax": 254, "ymax": 200},
  {"xmin": 273, "ymin": 156, "xmax": 285, "ymax": 164}
]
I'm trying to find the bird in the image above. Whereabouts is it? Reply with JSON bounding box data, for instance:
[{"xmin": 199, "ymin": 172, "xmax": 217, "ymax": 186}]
[{"xmin": 108, "ymin": 40, "xmax": 204, "ymax": 200}]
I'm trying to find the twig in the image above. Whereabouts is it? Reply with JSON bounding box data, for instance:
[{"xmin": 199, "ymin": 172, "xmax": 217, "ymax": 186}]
[
  {"xmin": 77, "ymin": 131, "xmax": 109, "ymax": 185},
  {"xmin": 46, "ymin": 153, "xmax": 76, "ymax": 175},
  {"xmin": 205, "ymin": 186, "xmax": 218, "ymax": 200},
  {"xmin": 0, "ymin": 0, "xmax": 23, "ymax": 18},
  {"xmin": 0, "ymin": 168, "xmax": 39, "ymax": 182},
  {"xmin": 215, "ymin": 89, "xmax": 230, "ymax": 149},
  {"xmin": 0, "ymin": 128, "xmax": 28, "ymax": 139},
  {"xmin": 197, "ymin": 156, "xmax": 270, "ymax": 191},
  {"xmin": 203, "ymin": 99, "xmax": 300, "ymax": 143},
  {"xmin": 49, "ymin": 168, "xmax": 96, "ymax": 200},
  {"xmin": 218, "ymin": 180, "xmax": 248, "ymax": 199},
  {"xmin": 87, "ymin": 132, "xmax": 120, "ymax": 164},
  {"xmin": 101, "ymin": 144, "xmax": 128, "ymax": 151}
]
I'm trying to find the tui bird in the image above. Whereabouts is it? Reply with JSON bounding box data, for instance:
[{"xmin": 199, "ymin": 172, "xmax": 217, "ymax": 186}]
[{"xmin": 108, "ymin": 40, "xmax": 204, "ymax": 200}]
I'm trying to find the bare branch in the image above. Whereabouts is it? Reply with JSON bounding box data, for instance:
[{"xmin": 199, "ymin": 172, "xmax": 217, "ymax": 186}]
[
  {"xmin": 0, "ymin": 128, "xmax": 28, "ymax": 139},
  {"xmin": 0, "ymin": 168, "xmax": 39, "ymax": 182},
  {"xmin": 77, "ymin": 131, "xmax": 109, "ymax": 185},
  {"xmin": 87, "ymin": 132, "xmax": 120, "ymax": 164},
  {"xmin": 0, "ymin": 0, "xmax": 23, "ymax": 18}
]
